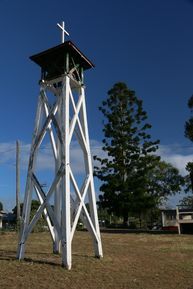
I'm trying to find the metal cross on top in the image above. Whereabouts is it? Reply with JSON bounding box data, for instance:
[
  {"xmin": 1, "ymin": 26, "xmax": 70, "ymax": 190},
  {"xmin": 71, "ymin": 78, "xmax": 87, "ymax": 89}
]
[{"xmin": 57, "ymin": 21, "xmax": 69, "ymax": 43}]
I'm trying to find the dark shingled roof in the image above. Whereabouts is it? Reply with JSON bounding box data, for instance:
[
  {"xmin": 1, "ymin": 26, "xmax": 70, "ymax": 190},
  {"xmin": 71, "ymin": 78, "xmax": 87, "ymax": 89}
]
[{"xmin": 30, "ymin": 40, "xmax": 94, "ymax": 77}]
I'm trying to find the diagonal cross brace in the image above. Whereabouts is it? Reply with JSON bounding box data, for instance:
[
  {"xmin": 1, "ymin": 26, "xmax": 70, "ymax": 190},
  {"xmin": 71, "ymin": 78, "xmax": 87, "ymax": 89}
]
[
  {"xmin": 69, "ymin": 90, "xmax": 83, "ymax": 142},
  {"xmin": 23, "ymin": 163, "xmax": 65, "ymax": 241},
  {"xmin": 69, "ymin": 168, "xmax": 99, "ymax": 243},
  {"xmin": 68, "ymin": 88, "xmax": 88, "ymax": 154},
  {"xmin": 70, "ymin": 173, "xmax": 91, "ymax": 239},
  {"xmin": 34, "ymin": 184, "xmax": 56, "ymax": 241},
  {"xmin": 32, "ymin": 173, "xmax": 62, "ymax": 241},
  {"xmin": 30, "ymin": 100, "xmax": 59, "ymax": 159},
  {"xmin": 40, "ymin": 90, "xmax": 63, "ymax": 145}
]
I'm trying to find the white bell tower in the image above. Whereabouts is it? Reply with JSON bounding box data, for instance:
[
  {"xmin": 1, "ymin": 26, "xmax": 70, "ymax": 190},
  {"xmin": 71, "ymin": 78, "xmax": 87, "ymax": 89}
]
[{"xmin": 17, "ymin": 23, "xmax": 103, "ymax": 269}]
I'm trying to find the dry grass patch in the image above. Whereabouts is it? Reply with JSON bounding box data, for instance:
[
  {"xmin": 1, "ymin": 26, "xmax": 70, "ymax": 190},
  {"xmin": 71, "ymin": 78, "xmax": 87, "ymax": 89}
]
[{"xmin": 0, "ymin": 231, "xmax": 193, "ymax": 288}]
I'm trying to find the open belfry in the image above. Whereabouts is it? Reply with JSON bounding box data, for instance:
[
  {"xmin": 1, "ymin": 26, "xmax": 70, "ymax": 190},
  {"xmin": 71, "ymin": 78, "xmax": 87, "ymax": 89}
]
[{"xmin": 17, "ymin": 22, "xmax": 103, "ymax": 269}]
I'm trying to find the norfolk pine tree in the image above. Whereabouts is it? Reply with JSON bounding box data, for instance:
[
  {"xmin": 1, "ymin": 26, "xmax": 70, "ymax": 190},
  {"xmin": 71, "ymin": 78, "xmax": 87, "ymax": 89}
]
[
  {"xmin": 94, "ymin": 82, "xmax": 160, "ymax": 225},
  {"xmin": 94, "ymin": 82, "xmax": 184, "ymax": 225}
]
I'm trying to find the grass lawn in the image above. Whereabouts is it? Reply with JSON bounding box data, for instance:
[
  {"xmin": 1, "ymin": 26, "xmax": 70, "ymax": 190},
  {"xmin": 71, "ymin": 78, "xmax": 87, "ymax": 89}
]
[{"xmin": 0, "ymin": 231, "xmax": 193, "ymax": 288}]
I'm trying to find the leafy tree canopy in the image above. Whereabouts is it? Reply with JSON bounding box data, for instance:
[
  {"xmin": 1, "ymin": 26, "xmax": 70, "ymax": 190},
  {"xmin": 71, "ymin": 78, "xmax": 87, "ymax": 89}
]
[
  {"xmin": 179, "ymin": 195, "xmax": 193, "ymax": 209},
  {"xmin": 12, "ymin": 200, "xmax": 40, "ymax": 217}
]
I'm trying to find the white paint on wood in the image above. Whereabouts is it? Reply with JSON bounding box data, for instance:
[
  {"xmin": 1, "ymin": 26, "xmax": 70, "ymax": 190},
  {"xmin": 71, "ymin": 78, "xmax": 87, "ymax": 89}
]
[
  {"xmin": 57, "ymin": 21, "xmax": 69, "ymax": 43},
  {"xmin": 17, "ymin": 67, "xmax": 103, "ymax": 268}
]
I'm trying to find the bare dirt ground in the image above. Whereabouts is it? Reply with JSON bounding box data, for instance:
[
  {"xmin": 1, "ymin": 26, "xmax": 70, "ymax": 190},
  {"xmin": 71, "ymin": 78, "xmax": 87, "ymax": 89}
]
[{"xmin": 0, "ymin": 231, "xmax": 193, "ymax": 289}]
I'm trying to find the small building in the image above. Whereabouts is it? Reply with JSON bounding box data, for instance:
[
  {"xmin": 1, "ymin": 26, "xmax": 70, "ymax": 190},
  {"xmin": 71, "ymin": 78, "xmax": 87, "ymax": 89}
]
[
  {"xmin": 161, "ymin": 207, "xmax": 193, "ymax": 234},
  {"xmin": 161, "ymin": 209, "xmax": 178, "ymax": 232},
  {"xmin": 0, "ymin": 211, "xmax": 7, "ymax": 229},
  {"xmin": 0, "ymin": 211, "xmax": 16, "ymax": 229},
  {"xmin": 176, "ymin": 206, "xmax": 193, "ymax": 234}
]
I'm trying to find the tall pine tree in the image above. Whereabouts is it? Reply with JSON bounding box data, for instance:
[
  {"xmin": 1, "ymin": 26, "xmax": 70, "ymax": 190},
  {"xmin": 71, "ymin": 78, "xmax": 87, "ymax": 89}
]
[{"xmin": 94, "ymin": 82, "xmax": 160, "ymax": 224}]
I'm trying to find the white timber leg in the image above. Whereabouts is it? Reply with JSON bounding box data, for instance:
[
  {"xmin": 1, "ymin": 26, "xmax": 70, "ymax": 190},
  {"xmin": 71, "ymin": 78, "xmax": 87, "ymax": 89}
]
[
  {"xmin": 17, "ymin": 95, "xmax": 43, "ymax": 260},
  {"xmin": 53, "ymin": 94, "xmax": 62, "ymax": 254},
  {"xmin": 176, "ymin": 207, "xmax": 181, "ymax": 235},
  {"xmin": 17, "ymin": 177, "xmax": 33, "ymax": 260},
  {"xmin": 178, "ymin": 224, "xmax": 181, "ymax": 235},
  {"xmin": 80, "ymin": 87, "xmax": 103, "ymax": 258},
  {"xmin": 61, "ymin": 76, "xmax": 72, "ymax": 269},
  {"xmin": 41, "ymin": 89, "xmax": 60, "ymax": 250},
  {"xmin": 53, "ymin": 149, "xmax": 62, "ymax": 253}
]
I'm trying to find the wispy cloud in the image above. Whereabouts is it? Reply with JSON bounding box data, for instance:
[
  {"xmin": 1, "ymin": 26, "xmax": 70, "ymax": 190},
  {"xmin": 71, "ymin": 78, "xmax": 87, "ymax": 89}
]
[
  {"xmin": 0, "ymin": 140, "xmax": 105, "ymax": 174},
  {"xmin": 0, "ymin": 142, "xmax": 17, "ymax": 168},
  {"xmin": 0, "ymin": 141, "xmax": 191, "ymax": 176},
  {"xmin": 157, "ymin": 144, "xmax": 193, "ymax": 176}
]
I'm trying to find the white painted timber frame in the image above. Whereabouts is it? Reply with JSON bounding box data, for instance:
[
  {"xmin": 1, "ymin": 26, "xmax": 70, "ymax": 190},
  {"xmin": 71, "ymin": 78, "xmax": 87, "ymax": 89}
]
[{"xmin": 17, "ymin": 73, "xmax": 103, "ymax": 269}]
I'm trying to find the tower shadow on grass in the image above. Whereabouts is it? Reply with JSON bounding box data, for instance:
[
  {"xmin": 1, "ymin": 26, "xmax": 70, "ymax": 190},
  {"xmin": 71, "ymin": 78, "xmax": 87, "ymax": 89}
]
[{"xmin": 0, "ymin": 249, "xmax": 96, "ymax": 267}]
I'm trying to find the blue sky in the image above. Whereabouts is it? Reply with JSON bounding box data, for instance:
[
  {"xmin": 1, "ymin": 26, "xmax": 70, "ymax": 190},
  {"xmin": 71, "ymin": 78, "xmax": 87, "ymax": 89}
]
[{"xmin": 0, "ymin": 0, "xmax": 193, "ymax": 210}]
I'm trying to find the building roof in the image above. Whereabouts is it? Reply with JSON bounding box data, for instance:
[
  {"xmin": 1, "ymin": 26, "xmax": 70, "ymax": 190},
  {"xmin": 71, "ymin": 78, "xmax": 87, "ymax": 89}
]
[{"xmin": 30, "ymin": 40, "xmax": 94, "ymax": 74}]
